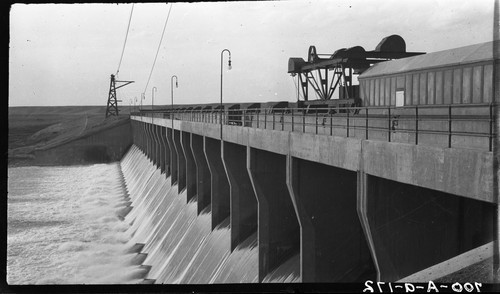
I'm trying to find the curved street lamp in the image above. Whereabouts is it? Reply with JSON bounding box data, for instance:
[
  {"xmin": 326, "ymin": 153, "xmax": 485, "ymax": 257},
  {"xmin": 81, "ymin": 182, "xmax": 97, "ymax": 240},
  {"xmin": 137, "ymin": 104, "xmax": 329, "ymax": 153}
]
[
  {"xmin": 152, "ymin": 87, "xmax": 157, "ymax": 111},
  {"xmin": 171, "ymin": 75, "xmax": 178, "ymax": 129},
  {"xmin": 220, "ymin": 49, "xmax": 232, "ymax": 139}
]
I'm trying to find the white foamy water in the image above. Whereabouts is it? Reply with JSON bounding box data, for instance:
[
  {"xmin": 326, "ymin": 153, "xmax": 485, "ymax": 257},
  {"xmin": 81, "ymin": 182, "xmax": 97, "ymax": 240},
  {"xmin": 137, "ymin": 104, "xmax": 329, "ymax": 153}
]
[
  {"xmin": 7, "ymin": 145, "xmax": 301, "ymax": 285},
  {"xmin": 7, "ymin": 163, "xmax": 142, "ymax": 284}
]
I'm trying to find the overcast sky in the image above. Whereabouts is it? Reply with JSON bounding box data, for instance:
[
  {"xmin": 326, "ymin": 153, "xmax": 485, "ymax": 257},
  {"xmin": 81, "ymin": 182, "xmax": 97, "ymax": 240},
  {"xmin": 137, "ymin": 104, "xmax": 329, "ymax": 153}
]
[{"xmin": 9, "ymin": 0, "xmax": 495, "ymax": 107}]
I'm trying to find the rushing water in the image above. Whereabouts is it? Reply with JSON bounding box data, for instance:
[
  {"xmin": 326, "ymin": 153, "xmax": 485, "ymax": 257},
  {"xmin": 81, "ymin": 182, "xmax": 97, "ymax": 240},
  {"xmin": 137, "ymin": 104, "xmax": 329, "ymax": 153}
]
[
  {"xmin": 7, "ymin": 163, "xmax": 143, "ymax": 284},
  {"xmin": 7, "ymin": 145, "xmax": 300, "ymax": 284}
]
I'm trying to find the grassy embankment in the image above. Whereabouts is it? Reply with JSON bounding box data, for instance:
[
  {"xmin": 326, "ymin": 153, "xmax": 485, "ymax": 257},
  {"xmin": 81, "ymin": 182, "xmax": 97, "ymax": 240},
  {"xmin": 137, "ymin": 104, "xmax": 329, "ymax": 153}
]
[{"xmin": 8, "ymin": 106, "xmax": 133, "ymax": 166}]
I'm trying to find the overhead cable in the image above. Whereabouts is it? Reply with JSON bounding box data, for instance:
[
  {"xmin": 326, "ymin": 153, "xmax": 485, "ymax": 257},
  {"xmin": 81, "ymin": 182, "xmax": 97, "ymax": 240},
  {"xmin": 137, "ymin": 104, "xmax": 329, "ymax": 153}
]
[
  {"xmin": 116, "ymin": 3, "xmax": 135, "ymax": 77},
  {"xmin": 143, "ymin": 3, "xmax": 173, "ymax": 94}
]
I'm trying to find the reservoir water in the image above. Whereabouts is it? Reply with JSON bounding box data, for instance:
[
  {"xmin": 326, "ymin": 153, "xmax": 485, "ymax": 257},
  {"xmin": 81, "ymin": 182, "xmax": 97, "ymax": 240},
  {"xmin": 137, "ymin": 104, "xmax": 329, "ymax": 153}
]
[{"xmin": 7, "ymin": 145, "xmax": 300, "ymax": 284}]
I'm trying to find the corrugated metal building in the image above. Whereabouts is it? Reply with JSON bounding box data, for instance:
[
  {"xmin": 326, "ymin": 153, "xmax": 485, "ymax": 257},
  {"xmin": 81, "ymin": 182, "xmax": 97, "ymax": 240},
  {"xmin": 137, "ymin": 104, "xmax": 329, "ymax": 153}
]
[{"xmin": 358, "ymin": 41, "xmax": 498, "ymax": 106}]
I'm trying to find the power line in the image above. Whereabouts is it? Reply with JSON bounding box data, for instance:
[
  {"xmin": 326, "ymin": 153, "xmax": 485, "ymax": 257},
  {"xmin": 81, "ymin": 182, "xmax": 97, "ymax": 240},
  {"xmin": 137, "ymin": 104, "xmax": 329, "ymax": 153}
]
[
  {"xmin": 143, "ymin": 3, "xmax": 173, "ymax": 94},
  {"xmin": 116, "ymin": 3, "xmax": 135, "ymax": 77}
]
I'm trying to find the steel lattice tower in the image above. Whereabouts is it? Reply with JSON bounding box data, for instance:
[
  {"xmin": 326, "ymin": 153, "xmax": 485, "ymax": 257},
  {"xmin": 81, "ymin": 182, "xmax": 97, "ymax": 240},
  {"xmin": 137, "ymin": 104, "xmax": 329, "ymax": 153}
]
[{"xmin": 106, "ymin": 74, "xmax": 134, "ymax": 118}]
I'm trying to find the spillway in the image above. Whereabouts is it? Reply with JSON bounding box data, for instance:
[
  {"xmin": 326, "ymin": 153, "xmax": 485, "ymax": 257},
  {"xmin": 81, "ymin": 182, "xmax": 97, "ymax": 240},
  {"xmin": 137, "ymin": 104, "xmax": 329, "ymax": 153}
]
[{"xmin": 120, "ymin": 145, "xmax": 299, "ymax": 283}]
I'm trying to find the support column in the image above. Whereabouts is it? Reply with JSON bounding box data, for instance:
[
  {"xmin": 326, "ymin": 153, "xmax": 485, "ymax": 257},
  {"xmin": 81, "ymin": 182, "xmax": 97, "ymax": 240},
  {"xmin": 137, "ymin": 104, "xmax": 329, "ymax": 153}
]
[
  {"xmin": 142, "ymin": 121, "xmax": 147, "ymax": 153},
  {"xmin": 151, "ymin": 124, "xmax": 158, "ymax": 167},
  {"xmin": 146, "ymin": 122, "xmax": 152, "ymax": 160},
  {"xmin": 158, "ymin": 126, "xmax": 165, "ymax": 173},
  {"xmin": 160, "ymin": 126, "xmax": 170, "ymax": 176},
  {"xmin": 287, "ymin": 157, "xmax": 376, "ymax": 282},
  {"xmin": 356, "ymin": 171, "xmax": 381, "ymax": 282},
  {"xmin": 140, "ymin": 121, "xmax": 145, "ymax": 152},
  {"xmin": 137, "ymin": 120, "xmax": 143, "ymax": 152},
  {"xmin": 247, "ymin": 147, "xmax": 300, "ymax": 282},
  {"xmin": 181, "ymin": 130, "xmax": 197, "ymax": 202},
  {"xmin": 144, "ymin": 122, "xmax": 148, "ymax": 158},
  {"xmin": 204, "ymin": 137, "xmax": 230, "ymax": 229},
  {"xmin": 166, "ymin": 127, "xmax": 177, "ymax": 185},
  {"xmin": 131, "ymin": 120, "xmax": 138, "ymax": 147},
  {"xmin": 222, "ymin": 141, "xmax": 258, "ymax": 251},
  {"xmin": 154, "ymin": 124, "xmax": 161, "ymax": 169},
  {"xmin": 191, "ymin": 134, "xmax": 211, "ymax": 214},
  {"xmin": 173, "ymin": 129, "xmax": 186, "ymax": 193}
]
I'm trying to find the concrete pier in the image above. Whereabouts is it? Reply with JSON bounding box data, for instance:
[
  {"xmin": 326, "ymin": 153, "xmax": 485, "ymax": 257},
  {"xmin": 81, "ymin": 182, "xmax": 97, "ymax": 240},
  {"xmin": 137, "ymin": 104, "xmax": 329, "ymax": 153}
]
[
  {"xmin": 165, "ymin": 127, "xmax": 177, "ymax": 185},
  {"xmin": 191, "ymin": 133, "xmax": 211, "ymax": 214},
  {"xmin": 173, "ymin": 129, "xmax": 186, "ymax": 193},
  {"xmin": 205, "ymin": 137, "xmax": 230, "ymax": 229},
  {"xmin": 222, "ymin": 142, "xmax": 258, "ymax": 252},
  {"xmin": 159, "ymin": 126, "xmax": 168, "ymax": 175},
  {"xmin": 182, "ymin": 130, "xmax": 197, "ymax": 202},
  {"xmin": 248, "ymin": 147, "xmax": 300, "ymax": 281},
  {"xmin": 288, "ymin": 158, "xmax": 375, "ymax": 282}
]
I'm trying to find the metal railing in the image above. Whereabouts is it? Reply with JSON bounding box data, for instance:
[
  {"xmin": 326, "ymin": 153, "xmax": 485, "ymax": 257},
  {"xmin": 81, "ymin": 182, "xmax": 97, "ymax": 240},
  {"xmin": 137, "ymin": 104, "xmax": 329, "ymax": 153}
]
[{"xmin": 132, "ymin": 103, "xmax": 495, "ymax": 152}]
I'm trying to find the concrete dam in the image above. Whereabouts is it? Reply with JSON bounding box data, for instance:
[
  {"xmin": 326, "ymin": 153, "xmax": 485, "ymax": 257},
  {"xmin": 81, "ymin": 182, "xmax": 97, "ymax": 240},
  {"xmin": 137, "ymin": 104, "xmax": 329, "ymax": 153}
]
[
  {"xmin": 124, "ymin": 102, "xmax": 494, "ymax": 283},
  {"xmin": 36, "ymin": 39, "xmax": 494, "ymax": 285},
  {"xmin": 113, "ymin": 40, "xmax": 497, "ymax": 284}
]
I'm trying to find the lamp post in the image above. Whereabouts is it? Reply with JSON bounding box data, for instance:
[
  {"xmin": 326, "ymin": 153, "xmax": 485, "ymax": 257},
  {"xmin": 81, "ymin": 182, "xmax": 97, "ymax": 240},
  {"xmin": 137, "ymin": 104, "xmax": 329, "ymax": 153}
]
[
  {"xmin": 220, "ymin": 49, "xmax": 232, "ymax": 139},
  {"xmin": 134, "ymin": 96, "xmax": 137, "ymax": 113},
  {"xmin": 171, "ymin": 75, "xmax": 178, "ymax": 129},
  {"xmin": 152, "ymin": 87, "xmax": 157, "ymax": 111}
]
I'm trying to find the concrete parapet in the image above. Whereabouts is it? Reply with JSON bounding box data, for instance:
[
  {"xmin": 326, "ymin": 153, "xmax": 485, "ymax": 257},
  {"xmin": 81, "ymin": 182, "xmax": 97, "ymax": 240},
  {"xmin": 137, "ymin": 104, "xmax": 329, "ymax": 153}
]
[
  {"xmin": 362, "ymin": 140, "xmax": 494, "ymax": 203},
  {"xmin": 289, "ymin": 132, "xmax": 360, "ymax": 172}
]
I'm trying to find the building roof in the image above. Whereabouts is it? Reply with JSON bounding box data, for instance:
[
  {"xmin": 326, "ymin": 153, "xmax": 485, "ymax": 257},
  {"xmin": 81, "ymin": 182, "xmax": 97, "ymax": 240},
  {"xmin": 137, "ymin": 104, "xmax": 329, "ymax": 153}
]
[{"xmin": 359, "ymin": 41, "xmax": 498, "ymax": 79}]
